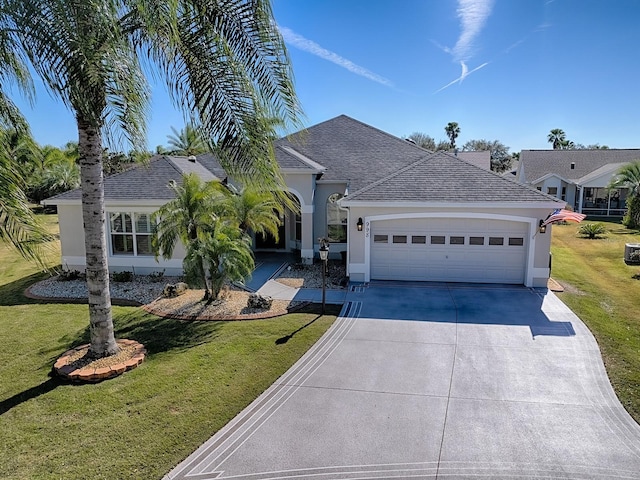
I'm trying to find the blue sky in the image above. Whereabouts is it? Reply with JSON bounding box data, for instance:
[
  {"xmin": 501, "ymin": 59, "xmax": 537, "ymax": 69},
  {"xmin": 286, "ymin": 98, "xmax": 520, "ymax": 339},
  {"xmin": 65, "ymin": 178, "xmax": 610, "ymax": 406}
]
[{"xmin": 12, "ymin": 0, "xmax": 640, "ymax": 154}]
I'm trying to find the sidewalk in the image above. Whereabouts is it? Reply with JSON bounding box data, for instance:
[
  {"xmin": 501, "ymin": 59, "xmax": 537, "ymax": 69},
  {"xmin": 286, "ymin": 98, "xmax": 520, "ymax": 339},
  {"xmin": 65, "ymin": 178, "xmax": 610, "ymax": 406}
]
[{"xmin": 257, "ymin": 279, "xmax": 347, "ymax": 304}]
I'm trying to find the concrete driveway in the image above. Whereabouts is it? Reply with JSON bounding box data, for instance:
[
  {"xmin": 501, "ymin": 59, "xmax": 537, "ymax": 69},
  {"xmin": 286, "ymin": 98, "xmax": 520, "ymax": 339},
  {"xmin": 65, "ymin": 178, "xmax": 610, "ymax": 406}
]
[{"xmin": 166, "ymin": 283, "xmax": 640, "ymax": 479}]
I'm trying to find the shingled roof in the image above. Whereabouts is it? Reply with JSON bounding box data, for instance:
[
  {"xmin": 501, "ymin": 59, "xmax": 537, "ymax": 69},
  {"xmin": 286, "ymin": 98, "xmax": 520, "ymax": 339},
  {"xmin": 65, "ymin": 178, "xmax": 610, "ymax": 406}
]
[
  {"xmin": 519, "ymin": 149, "xmax": 640, "ymax": 184},
  {"xmin": 275, "ymin": 115, "xmax": 431, "ymax": 192},
  {"xmin": 45, "ymin": 156, "xmax": 199, "ymax": 202},
  {"xmin": 344, "ymin": 151, "xmax": 559, "ymax": 203}
]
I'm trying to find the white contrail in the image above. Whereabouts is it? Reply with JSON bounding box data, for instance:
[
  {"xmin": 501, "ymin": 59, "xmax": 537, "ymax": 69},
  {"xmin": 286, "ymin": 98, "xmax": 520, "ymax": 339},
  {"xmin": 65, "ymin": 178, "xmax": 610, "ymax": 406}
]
[
  {"xmin": 453, "ymin": 0, "xmax": 495, "ymax": 62},
  {"xmin": 434, "ymin": 61, "xmax": 489, "ymax": 93},
  {"xmin": 279, "ymin": 26, "xmax": 393, "ymax": 87}
]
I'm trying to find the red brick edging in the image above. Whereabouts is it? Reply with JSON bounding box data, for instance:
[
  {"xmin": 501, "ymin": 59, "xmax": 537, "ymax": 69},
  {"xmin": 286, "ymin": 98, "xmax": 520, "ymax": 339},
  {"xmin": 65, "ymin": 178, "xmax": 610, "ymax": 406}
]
[{"xmin": 53, "ymin": 339, "xmax": 146, "ymax": 383}]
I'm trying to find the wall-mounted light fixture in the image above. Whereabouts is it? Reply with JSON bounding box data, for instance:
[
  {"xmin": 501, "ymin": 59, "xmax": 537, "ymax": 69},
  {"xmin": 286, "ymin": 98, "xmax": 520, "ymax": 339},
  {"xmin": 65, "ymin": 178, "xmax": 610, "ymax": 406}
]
[
  {"xmin": 356, "ymin": 217, "xmax": 364, "ymax": 231},
  {"xmin": 539, "ymin": 220, "xmax": 547, "ymax": 234}
]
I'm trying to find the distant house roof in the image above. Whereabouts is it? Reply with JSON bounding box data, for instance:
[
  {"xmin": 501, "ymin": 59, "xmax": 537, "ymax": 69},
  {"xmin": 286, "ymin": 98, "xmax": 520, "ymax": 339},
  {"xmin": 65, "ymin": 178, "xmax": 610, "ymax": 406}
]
[
  {"xmin": 344, "ymin": 151, "xmax": 560, "ymax": 204},
  {"xmin": 519, "ymin": 149, "xmax": 640, "ymax": 184},
  {"xmin": 457, "ymin": 151, "xmax": 491, "ymax": 170}
]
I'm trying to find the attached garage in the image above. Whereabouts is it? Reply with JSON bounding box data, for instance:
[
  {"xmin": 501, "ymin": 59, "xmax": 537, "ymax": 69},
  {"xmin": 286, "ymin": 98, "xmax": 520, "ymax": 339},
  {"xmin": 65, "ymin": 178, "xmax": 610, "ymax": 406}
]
[{"xmin": 370, "ymin": 217, "xmax": 528, "ymax": 284}]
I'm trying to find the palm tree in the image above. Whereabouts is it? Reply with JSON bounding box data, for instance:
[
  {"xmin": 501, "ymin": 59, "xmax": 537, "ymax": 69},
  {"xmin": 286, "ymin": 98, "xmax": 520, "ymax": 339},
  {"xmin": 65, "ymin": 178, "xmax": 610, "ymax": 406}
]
[
  {"xmin": 152, "ymin": 173, "xmax": 256, "ymax": 300},
  {"xmin": 152, "ymin": 174, "xmax": 227, "ymax": 299},
  {"xmin": 2, "ymin": 0, "xmax": 301, "ymax": 358},
  {"xmin": 224, "ymin": 187, "xmax": 283, "ymax": 239},
  {"xmin": 608, "ymin": 161, "xmax": 640, "ymax": 229},
  {"xmin": 547, "ymin": 129, "xmax": 567, "ymax": 150},
  {"xmin": 445, "ymin": 122, "xmax": 460, "ymax": 149},
  {"xmin": 184, "ymin": 222, "xmax": 254, "ymax": 301},
  {"xmin": 166, "ymin": 124, "xmax": 207, "ymax": 156}
]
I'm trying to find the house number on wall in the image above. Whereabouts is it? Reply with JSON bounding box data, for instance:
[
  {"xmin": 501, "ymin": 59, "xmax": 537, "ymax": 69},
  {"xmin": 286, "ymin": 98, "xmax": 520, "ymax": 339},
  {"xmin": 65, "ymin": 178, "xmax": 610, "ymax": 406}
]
[{"xmin": 365, "ymin": 221, "xmax": 370, "ymax": 238}]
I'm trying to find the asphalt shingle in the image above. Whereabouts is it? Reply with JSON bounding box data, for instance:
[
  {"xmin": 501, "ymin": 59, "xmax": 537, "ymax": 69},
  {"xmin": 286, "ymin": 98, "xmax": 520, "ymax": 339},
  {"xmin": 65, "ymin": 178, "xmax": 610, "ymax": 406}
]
[{"xmin": 346, "ymin": 151, "xmax": 558, "ymax": 203}]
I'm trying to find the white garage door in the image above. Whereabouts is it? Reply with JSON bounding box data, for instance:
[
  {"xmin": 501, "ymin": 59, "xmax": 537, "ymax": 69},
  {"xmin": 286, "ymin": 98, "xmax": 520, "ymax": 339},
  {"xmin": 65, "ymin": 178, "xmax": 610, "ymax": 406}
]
[{"xmin": 370, "ymin": 218, "xmax": 528, "ymax": 284}]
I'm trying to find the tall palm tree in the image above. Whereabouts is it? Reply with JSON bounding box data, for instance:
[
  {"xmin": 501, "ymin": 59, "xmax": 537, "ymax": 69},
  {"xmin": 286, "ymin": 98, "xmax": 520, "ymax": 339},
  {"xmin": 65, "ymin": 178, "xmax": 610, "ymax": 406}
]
[
  {"xmin": 547, "ymin": 129, "xmax": 567, "ymax": 150},
  {"xmin": 2, "ymin": 0, "xmax": 302, "ymax": 358},
  {"xmin": 166, "ymin": 124, "xmax": 207, "ymax": 156},
  {"xmin": 608, "ymin": 161, "xmax": 640, "ymax": 229},
  {"xmin": 445, "ymin": 122, "xmax": 460, "ymax": 149}
]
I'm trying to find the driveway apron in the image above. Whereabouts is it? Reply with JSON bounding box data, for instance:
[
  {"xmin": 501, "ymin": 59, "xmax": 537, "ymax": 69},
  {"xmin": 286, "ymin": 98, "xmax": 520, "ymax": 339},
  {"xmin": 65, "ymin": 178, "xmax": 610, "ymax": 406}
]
[{"xmin": 165, "ymin": 283, "xmax": 640, "ymax": 480}]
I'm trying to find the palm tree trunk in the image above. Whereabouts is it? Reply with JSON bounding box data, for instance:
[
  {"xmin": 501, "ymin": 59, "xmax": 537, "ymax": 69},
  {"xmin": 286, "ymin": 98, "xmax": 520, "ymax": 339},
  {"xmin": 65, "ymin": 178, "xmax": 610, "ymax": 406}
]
[{"xmin": 78, "ymin": 120, "xmax": 118, "ymax": 358}]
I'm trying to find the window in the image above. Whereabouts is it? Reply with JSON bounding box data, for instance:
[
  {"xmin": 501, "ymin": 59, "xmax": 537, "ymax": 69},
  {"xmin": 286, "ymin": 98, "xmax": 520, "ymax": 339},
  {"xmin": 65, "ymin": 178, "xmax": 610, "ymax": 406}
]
[
  {"xmin": 431, "ymin": 235, "xmax": 445, "ymax": 245},
  {"xmin": 449, "ymin": 236, "xmax": 465, "ymax": 245},
  {"xmin": 109, "ymin": 212, "xmax": 153, "ymax": 256},
  {"xmin": 411, "ymin": 235, "xmax": 426, "ymax": 244},
  {"xmin": 469, "ymin": 236, "xmax": 484, "ymax": 245},
  {"xmin": 508, "ymin": 237, "xmax": 524, "ymax": 246},
  {"xmin": 374, "ymin": 235, "xmax": 388, "ymax": 243},
  {"xmin": 392, "ymin": 235, "xmax": 407, "ymax": 244},
  {"xmin": 489, "ymin": 237, "xmax": 504, "ymax": 246},
  {"xmin": 547, "ymin": 187, "xmax": 558, "ymax": 196},
  {"xmin": 326, "ymin": 193, "xmax": 347, "ymax": 242},
  {"xmin": 561, "ymin": 187, "xmax": 567, "ymax": 201}
]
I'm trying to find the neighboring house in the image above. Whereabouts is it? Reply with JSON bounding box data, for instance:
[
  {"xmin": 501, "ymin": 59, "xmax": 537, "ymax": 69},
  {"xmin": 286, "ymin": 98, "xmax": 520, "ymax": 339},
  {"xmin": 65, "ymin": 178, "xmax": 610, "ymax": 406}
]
[
  {"xmin": 516, "ymin": 149, "xmax": 640, "ymax": 216},
  {"xmin": 44, "ymin": 115, "xmax": 563, "ymax": 287}
]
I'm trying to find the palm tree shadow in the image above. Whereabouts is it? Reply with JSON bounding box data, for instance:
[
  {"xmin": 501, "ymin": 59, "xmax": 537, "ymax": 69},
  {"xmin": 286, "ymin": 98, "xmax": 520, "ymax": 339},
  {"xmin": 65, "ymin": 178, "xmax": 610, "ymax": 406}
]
[
  {"xmin": 0, "ymin": 376, "xmax": 63, "ymax": 416},
  {"xmin": 275, "ymin": 314, "xmax": 322, "ymax": 345}
]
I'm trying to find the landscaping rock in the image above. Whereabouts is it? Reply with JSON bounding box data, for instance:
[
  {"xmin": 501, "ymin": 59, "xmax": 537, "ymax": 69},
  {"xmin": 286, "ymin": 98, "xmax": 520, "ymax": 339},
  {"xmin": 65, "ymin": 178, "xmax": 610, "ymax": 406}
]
[
  {"xmin": 163, "ymin": 282, "xmax": 189, "ymax": 297},
  {"xmin": 247, "ymin": 293, "xmax": 273, "ymax": 310}
]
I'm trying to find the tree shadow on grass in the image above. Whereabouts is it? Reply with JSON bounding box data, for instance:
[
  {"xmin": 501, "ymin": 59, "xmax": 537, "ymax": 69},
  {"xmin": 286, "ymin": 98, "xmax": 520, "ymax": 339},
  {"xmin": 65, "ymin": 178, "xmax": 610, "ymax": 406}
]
[
  {"xmin": 58, "ymin": 309, "xmax": 224, "ymax": 357},
  {"xmin": 0, "ymin": 271, "xmax": 53, "ymax": 306},
  {"xmin": 0, "ymin": 376, "xmax": 64, "ymax": 416},
  {"xmin": 114, "ymin": 310, "xmax": 223, "ymax": 355}
]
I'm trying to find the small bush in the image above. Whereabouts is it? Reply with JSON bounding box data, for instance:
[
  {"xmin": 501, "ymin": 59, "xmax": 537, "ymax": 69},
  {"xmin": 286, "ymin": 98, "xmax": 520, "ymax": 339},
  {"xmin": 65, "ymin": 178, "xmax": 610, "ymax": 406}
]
[
  {"xmin": 148, "ymin": 270, "xmax": 165, "ymax": 282},
  {"xmin": 112, "ymin": 271, "xmax": 134, "ymax": 282},
  {"xmin": 57, "ymin": 269, "xmax": 83, "ymax": 281},
  {"xmin": 578, "ymin": 222, "xmax": 607, "ymax": 239}
]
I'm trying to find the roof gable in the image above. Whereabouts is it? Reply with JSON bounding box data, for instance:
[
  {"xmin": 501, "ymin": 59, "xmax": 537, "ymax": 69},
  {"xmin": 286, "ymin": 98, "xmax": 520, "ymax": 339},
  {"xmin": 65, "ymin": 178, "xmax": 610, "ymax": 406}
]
[
  {"xmin": 275, "ymin": 115, "xmax": 432, "ymax": 192},
  {"xmin": 344, "ymin": 151, "xmax": 559, "ymax": 204}
]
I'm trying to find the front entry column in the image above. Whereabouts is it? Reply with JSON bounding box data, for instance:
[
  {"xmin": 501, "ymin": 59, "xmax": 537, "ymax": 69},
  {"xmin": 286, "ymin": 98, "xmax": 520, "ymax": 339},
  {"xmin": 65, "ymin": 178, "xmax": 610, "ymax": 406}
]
[{"xmin": 300, "ymin": 205, "xmax": 314, "ymax": 264}]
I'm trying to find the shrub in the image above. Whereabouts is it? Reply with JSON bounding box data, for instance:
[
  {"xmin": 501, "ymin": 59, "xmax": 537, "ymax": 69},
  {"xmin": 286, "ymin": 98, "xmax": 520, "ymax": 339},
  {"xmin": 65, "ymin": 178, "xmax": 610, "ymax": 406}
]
[
  {"xmin": 112, "ymin": 271, "xmax": 134, "ymax": 282},
  {"xmin": 57, "ymin": 269, "xmax": 82, "ymax": 281},
  {"xmin": 148, "ymin": 270, "xmax": 165, "ymax": 282},
  {"xmin": 578, "ymin": 222, "xmax": 607, "ymax": 239}
]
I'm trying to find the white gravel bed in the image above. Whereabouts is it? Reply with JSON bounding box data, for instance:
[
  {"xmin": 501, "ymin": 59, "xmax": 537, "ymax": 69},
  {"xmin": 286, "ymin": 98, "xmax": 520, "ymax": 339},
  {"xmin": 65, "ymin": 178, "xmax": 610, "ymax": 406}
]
[{"xmin": 28, "ymin": 275, "xmax": 181, "ymax": 305}]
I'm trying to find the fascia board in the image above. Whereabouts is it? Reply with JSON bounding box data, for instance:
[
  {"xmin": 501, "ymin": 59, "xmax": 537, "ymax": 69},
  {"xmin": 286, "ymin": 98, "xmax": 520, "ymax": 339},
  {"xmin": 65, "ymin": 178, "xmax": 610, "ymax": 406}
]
[{"xmin": 340, "ymin": 200, "xmax": 565, "ymax": 209}]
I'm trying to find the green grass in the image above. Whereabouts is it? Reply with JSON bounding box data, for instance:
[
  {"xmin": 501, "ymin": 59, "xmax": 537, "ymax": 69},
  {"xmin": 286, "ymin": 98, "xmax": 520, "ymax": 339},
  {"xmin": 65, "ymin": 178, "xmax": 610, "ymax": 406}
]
[
  {"xmin": 0, "ymin": 214, "xmax": 337, "ymax": 480},
  {"xmin": 551, "ymin": 219, "xmax": 640, "ymax": 421}
]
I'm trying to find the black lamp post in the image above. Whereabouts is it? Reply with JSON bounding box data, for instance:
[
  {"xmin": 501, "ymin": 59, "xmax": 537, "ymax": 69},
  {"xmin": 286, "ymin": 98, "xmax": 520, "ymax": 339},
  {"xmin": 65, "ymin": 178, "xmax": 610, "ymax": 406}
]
[{"xmin": 319, "ymin": 239, "xmax": 329, "ymax": 314}]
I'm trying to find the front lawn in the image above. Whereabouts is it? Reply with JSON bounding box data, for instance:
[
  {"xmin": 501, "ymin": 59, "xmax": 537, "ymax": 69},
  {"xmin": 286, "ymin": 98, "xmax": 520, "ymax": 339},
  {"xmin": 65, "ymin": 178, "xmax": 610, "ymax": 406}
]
[
  {"xmin": 551, "ymin": 220, "xmax": 640, "ymax": 422},
  {"xmin": 0, "ymin": 214, "xmax": 337, "ymax": 479}
]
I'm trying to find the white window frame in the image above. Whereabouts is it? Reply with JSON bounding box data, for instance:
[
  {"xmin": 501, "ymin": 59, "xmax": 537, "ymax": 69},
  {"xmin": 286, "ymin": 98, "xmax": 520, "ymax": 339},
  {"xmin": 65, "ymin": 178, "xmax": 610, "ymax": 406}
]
[{"xmin": 107, "ymin": 211, "xmax": 155, "ymax": 257}]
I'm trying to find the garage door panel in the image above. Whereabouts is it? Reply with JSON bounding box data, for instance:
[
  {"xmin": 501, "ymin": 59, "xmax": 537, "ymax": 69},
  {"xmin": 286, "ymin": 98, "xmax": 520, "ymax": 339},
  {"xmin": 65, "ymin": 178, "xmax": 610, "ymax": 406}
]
[{"xmin": 370, "ymin": 218, "xmax": 528, "ymax": 284}]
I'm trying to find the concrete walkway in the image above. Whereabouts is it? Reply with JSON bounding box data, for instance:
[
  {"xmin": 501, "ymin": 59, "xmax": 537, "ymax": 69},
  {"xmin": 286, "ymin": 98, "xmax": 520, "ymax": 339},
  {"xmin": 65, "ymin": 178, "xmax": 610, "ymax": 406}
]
[
  {"xmin": 257, "ymin": 279, "xmax": 347, "ymax": 304},
  {"xmin": 165, "ymin": 283, "xmax": 640, "ymax": 480}
]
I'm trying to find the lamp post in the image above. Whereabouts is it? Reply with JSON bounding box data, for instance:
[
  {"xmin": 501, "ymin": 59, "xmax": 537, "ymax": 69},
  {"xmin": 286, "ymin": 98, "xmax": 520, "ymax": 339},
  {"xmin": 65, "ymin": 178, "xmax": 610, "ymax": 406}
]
[{"xmin": 319, "ymin": 239, "xmax": 329, "ymax": 314}]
